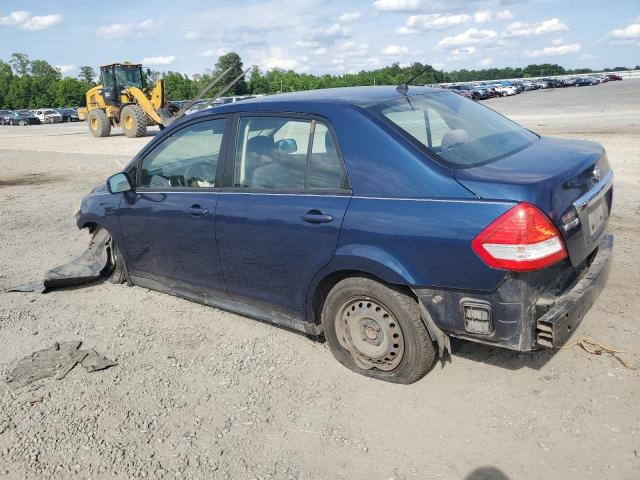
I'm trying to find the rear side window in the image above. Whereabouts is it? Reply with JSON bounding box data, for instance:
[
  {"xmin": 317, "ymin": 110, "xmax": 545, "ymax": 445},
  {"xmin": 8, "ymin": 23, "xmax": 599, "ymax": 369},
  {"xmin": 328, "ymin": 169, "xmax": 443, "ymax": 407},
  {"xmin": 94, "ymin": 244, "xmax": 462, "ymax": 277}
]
[
  {"xmin": 234, "ymin": 116, "xmax": 346, "ymax": 190},
  {"xmin": 140, "ymin": 118, "xmax": 226, "ymax": 188},
  {"xmin": 373, "ymin": 91, "xmax": 538, "ymax": 168}
]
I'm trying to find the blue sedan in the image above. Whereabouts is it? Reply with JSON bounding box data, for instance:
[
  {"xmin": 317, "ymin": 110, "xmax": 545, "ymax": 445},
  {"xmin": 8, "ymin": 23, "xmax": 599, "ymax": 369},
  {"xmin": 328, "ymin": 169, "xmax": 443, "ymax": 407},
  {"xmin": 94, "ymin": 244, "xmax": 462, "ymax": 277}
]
[{"xmin": 76, "ymin": 86, "xmax": 613, "ymax": 383}]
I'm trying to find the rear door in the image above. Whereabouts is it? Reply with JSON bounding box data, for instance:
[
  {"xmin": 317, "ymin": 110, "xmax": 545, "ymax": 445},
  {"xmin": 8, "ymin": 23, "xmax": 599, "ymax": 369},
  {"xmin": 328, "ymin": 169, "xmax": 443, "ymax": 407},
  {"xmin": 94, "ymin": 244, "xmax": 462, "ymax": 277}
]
[
  {"xmin": 117, "ymin": 116, "xmax": 230, "ymax": 294},
  {"xmin": 215, "ymin": 114, "xmax": 351, "ymax": 317}
]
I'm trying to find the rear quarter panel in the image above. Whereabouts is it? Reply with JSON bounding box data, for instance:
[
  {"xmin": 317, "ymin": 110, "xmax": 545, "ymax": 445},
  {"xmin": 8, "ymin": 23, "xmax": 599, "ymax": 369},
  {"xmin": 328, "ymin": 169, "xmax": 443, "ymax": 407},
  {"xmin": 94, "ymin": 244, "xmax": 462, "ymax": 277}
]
[{"xmin": 330, "ymin": 198, "xmax": 515, "ymax": 291}]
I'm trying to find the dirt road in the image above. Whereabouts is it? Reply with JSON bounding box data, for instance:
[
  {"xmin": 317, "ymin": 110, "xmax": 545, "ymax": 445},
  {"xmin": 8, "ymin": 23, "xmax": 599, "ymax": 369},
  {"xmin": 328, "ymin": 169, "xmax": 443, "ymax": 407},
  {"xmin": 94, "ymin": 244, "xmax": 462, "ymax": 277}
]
[{"xmin": 1, "ymin": 80, "xmax": 639, "ymax": 479}]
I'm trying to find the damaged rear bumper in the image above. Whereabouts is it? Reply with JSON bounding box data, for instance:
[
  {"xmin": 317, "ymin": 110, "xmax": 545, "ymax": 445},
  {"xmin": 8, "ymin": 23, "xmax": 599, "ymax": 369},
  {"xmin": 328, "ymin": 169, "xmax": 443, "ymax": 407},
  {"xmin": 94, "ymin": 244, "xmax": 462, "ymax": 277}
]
[
  {"xmin": 535, "ymin": 234, "xmax": 613, "ymax": 347},
  {"xmin": 413, "ymin": 235, "xmax": 613, "ymax": 351}
]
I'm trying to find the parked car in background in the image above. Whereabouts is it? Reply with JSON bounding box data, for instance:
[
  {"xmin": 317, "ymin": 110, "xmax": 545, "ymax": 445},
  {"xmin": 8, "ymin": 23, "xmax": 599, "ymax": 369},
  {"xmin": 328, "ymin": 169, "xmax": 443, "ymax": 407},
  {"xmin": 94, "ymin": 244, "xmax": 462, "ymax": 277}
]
[
  {"xmin": 606, "ymin": 74, "xmax": 623, "ymax": 81},
  {"xmin": 510, "ymin": 81, "xmax": 525, "ymax": 93},
  {"xmin": 449, "ymin": 84, "xmax": 486, "ymax": 100},
  {"xmin": 540, "ymin": 78, "xmax": 563, "ymax": 88},
  {"xmin": 447, "ymin": 88, "xmax": 474, "ymax": 100},
  {"xmin": 0, "ymin": 109, "xmax": 13, "ymax": 125},
  {"xmin": 576, "ymin": 77, "xmax": 597, "ymax": 86},
  {"xmin": 56, "ymin": 108, "xmax": 80, "ymax": 122},
  {"xmin": 78, "ymin": 86, "xmax": 613, "ymax": 384},
  {"xmin": 31, "ymin": 109, "xmax": 63, "ymax": 123},
  {"xmin": 6, "ymin": 110, "xmax": 41, "ymax": 125},
  {"xmin": 561, "ymin": 78, "xmax": 577, "ymax": 87},
  {"xmin": 488, "ymin": 83, "xmax": 517, "ymax": 96}
]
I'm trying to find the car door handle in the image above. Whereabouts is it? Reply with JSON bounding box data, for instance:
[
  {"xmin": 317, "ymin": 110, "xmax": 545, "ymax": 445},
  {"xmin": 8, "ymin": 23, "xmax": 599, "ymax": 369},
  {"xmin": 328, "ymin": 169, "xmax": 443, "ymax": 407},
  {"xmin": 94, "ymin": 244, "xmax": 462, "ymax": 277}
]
[
  {"xmin": 301, "ymin": 210, "xmax": 333, "ymax": 224},
  {"xmin": 188, "ymin": 205, "xmax": 208, "ymax": 216}
]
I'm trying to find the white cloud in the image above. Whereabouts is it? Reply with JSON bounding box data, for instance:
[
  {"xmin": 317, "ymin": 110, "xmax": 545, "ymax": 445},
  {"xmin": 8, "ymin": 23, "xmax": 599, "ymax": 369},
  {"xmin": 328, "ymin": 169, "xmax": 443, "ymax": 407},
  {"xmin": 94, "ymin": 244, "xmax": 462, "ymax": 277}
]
[
  {"xmin": 382, "ymin": 44, "xmax": 409, "ymax": 55},
  {"xmin": 338, "ymin": 12, "xmax": 362, "ymax": 22},
  {"xmin": 0, "ymin": 11, "xmax": 62, "ymax": 30},
  {"xmin": 399, "ymin": 13, "xmax": 471, "ymax": 34},
  {"xmin": 185, "ymin": 31, "xmax": 200, "ymax": 40},
  {"xmin": 496, "ymin": 9, "xmax": 513, "ymax": 21},
  {"xmin": 525, "ymin": 41, "xmax": 580, "ymax": 58},
  {"xmin": 20, "ymin": 14, "xmax": 63, "ymax": 30},
  {"xmin": 478, "ymin": 57, "xmax": 493, "ymax": 66},
  {"xmin": 314, "ymin": 47, "xmax": 329, "ymax": 55},
  {"xmin": 609, "ymin": 19, "xmax": 640, "ymax": 39},
  {"xmin": 198, "ymin": 48, "xmax": 228, "ymax": 57},
  {"xmin": 373, "ymin": 0, "xmax": 424, "ymax": 12},
  {"xmin": 580, "ymin": 53, "xmax": 597, "ymax": 60},
  {"xmin": 142, "ymin": 56, "xmax": 177, "ymax": 66},
  {"xmin": 295, "ymin": 40, "xmax": 321, "ymax": 48},
  {"xmin": 438, "ymin": 28, "xmax": 497, "ymax": 48},
  {"xmin": 449, "ymin": 46, "xmax": 476, "ymax": 60},
  {"xmin": 474, "ymin": 10, "xmax": 492, "ymax": 24},
  {"xmin": 503, "ymin": 18, "xmax": 568, "ymax": 38},
  {"xmin": 0, "ymin": 11, "xmax": 30, "ymax": 26},
  {"xmin": 97, "ymin": 18, "xmax": 157, "ymax": 39},
  {"xmin": 55, "ymin": 64, "xmax": 76, "ymax": 74},
  {"xmin": 432, "ymin": 62, "xmax": 445, "ymax": 70},
  {"xmin": 259, "ymin": 46, "xmax": 300, "ymax": 70},
  {"xmin": 321, "ymin": 23, "xmax": 351, "ymax": 38}
]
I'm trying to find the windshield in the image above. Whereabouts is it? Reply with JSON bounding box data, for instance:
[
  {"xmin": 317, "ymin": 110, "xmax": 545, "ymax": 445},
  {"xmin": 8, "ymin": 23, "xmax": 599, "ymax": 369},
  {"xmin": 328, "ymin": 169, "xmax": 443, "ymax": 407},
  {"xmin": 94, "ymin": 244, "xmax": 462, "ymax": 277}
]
[
  {"xmin": 115, "ymin": 66, "xmax": 143, "ymax": 88},
  {"xmin": 373, "ymin": 92, "xmax": 537, "ymax": 168}
]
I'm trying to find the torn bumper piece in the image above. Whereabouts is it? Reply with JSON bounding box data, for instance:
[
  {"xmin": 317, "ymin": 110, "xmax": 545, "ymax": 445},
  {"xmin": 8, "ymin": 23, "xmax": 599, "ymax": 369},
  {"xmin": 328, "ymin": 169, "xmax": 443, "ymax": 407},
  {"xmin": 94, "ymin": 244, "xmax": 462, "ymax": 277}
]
[
  {"xmin": 7, "ymin": 229, "xmax": 111, "ymax": 293},
  {"xmin": 535, "ymin": 234, "xmax": 613, "ymax": 348}
]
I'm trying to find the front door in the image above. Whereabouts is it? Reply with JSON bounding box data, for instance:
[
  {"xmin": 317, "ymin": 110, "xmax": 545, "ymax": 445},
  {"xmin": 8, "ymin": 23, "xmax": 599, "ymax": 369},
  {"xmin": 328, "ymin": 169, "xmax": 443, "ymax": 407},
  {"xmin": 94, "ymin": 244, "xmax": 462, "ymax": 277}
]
[
  {"xmin": 118, "ymin": 117, "xmax": 229, "ymax": 294},
  {"xmin": 216, "ymin": 115, "xmax": 351, "ymax": 317}
]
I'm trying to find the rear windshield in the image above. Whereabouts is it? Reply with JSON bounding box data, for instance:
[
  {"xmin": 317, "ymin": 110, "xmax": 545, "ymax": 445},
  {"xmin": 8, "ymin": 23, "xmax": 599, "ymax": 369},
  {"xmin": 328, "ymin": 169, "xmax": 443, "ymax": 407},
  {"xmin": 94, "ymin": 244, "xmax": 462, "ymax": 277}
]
[{"xmin": 371, "ymin": 91, "xmax": 537, "ymax": 168}]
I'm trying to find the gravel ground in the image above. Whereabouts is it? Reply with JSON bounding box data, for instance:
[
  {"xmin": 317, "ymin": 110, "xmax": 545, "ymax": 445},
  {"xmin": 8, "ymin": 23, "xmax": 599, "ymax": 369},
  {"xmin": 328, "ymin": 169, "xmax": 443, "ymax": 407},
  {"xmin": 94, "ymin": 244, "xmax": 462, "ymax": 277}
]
[{"xmin": 0, "ymin": 80, "xmax": 639, "ymax": 480}]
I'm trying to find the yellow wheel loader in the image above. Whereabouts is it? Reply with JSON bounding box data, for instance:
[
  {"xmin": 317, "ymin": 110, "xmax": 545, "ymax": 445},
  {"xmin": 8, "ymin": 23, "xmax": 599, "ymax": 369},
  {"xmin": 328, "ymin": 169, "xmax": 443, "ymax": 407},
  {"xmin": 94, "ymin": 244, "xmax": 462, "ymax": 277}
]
[
  {"xmin": 78, "ymin": 63, "xmax": 177, "ymax": 138},
  {"xmin": 78, "ymin": 63, "xmax": 247, "ymax": 138}
]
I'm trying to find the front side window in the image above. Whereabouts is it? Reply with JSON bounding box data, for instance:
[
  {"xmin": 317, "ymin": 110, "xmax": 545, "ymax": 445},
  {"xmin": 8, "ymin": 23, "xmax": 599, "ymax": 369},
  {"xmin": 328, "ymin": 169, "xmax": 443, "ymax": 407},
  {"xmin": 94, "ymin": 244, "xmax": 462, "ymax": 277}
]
[
  {"xmin": 234, "ymin": 116, "xmax": 346, "ymax": 190},
  {"xmin": 140, "ymin": 119, "xmax": 226, "ymax": 188},
  {"xmin": 115, "ymin": 66, "xmax": 143, "ymax": 88},
  {"xmin": 373, "ymin": 91, "xmax": 538, "ymax": 168}
]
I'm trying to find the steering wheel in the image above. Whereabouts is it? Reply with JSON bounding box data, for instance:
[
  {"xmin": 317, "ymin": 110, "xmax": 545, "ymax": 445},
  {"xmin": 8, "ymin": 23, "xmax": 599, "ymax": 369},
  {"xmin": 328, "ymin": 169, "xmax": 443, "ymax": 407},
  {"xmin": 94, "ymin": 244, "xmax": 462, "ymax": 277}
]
[{"xmin": 185, "ymin": 161, "xmax": 215, "ymax": 187}]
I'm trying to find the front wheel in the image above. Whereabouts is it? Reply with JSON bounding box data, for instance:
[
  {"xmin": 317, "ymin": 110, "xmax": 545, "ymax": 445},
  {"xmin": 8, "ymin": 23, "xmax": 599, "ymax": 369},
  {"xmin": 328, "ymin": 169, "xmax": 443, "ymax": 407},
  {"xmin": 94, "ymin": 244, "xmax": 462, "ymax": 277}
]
[
  {"xmin": 322, "ymin": 277, "xmax": 436, "ymax": 384},
  {"xmin": 120, "ymin": 104, "xmax": 147, "ymax": 138},
  {"xmin": 19, "ymin": 120, "xmax": 26, "ymax": 126},
  {"xmin": 87, "ymin": 109, "xmax": 111, "ymax": 137}
]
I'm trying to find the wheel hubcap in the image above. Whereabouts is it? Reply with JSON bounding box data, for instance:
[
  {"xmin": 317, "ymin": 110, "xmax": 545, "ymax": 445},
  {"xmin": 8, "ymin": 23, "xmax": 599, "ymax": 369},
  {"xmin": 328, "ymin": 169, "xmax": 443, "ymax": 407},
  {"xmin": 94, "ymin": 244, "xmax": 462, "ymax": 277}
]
[
  {"xmin": 123, "ymin": 114, "xmax": 134, "ymax": 130},
  {"xmin": 90, "ymin": 117, "xmax": 98, "ymax": 130},
  {"xmin": 336, "ymin": 298, "xmax": 404, "ymax": 371}
]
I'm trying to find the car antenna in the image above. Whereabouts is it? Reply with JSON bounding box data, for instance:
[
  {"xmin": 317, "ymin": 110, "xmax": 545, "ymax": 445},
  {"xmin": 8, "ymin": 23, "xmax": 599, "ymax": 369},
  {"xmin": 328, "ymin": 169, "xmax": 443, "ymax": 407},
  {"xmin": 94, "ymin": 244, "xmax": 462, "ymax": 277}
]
[{"xmin": 396, "ymin": 66, "xmax": 433, "ymax": 94}]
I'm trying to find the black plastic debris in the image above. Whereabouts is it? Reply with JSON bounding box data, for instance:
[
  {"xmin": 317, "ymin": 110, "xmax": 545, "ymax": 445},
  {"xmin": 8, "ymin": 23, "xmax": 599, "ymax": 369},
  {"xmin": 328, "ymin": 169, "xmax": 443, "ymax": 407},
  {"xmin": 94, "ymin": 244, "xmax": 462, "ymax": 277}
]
[
  {"xmin": 4, "ymin": 341, "xmax": 117, "ymax": 390},
  {"xmin": 7, "ymin": 229, "xmax": 111, "ymax": 294}
]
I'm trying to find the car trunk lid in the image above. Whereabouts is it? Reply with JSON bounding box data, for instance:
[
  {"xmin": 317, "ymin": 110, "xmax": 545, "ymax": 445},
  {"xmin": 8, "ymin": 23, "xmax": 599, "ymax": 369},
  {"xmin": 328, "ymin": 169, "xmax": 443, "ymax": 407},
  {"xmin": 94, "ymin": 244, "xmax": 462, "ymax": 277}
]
[{"xmin": 454, "ymin": 136, "xmax": 613, "ymax": 266}]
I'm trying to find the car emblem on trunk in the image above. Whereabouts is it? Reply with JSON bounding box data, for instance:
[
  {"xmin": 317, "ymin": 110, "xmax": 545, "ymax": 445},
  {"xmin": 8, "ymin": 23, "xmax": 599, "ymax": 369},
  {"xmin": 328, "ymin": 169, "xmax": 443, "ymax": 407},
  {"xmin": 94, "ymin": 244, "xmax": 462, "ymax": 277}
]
[{"xmin": 592, "ymin": 166, "xmax": 601, "ymax": 184}]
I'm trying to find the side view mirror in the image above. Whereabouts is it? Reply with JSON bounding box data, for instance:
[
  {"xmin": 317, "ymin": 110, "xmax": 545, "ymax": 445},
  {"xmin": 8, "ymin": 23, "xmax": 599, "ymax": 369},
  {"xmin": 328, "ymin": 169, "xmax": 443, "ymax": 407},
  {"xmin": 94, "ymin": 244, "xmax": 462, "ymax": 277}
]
[
  {"xmin": 276, "ymin": 138, "xmax": 297, "ymax": 154},
  {"xmin": 107, "ymin": 173, "xmax": 132, "ymax": 194}
]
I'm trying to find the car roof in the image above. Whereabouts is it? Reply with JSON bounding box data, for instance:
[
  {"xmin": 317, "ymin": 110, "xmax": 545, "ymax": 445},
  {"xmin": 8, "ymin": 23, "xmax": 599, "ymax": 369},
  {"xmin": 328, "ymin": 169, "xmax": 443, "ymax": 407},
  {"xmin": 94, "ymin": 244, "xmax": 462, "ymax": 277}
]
[{"xmin": 208, "ymin": 86, "xmax": 442, "ymax": 113}]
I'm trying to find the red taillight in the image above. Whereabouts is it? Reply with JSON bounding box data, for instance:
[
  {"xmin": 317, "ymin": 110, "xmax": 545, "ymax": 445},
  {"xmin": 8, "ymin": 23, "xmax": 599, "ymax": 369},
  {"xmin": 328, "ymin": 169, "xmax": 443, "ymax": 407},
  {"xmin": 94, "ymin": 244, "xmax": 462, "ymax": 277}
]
[{"xmin": 472, "ymin": 202, "xmax": 567, "ymax": 272}]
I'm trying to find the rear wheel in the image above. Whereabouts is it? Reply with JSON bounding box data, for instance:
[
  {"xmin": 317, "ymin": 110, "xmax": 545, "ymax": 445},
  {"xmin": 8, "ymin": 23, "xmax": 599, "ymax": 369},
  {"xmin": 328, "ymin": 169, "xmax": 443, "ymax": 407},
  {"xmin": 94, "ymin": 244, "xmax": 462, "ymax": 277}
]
[
  {"xmin": 19, "ymin": 120, "xmax": 26, "ymax": 126},
  {"xmin": 322, "ymin": 277, "xmax": 436, "ymax": 384},
  {"xmin": 87, "ymin": 109, "xmax": 111, "ymax": 137},
  {"xmin": 120, "ymin": 104, "xmax": 147, "ymax": 138}
]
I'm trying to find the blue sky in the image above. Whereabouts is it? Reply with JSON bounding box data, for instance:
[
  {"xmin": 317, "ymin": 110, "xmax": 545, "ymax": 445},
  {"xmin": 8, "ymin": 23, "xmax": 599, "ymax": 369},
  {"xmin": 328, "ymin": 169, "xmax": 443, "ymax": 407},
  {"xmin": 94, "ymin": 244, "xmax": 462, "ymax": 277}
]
[{"xmin": 0, "ymin": 0, "xmax": 638, "ymax": 76}]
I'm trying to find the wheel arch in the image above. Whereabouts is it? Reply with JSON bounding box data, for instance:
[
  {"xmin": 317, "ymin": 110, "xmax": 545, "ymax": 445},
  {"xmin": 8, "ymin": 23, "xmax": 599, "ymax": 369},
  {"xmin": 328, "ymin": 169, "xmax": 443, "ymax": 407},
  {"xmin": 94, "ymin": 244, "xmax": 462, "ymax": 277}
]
[{"xmin": 305, "ymin": 251, "xmax": 420, "ymax": 326}]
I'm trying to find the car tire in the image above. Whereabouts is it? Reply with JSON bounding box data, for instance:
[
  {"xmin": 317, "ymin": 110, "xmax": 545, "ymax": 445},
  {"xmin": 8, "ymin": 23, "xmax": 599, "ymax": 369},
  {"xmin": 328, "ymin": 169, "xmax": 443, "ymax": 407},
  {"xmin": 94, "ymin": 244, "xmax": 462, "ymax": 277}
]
[
  {"xmin": 108, "ymin": 240, "xmax": 127, "ymax": 284},
  {"xmin": 19, "ymin": 120, "xmax": 26, "ymax": 126},
  {"xmin": 322, "ymin": 276, "xmax": 436, "ymax": 384},
  {"xmin": 120, "ymin": 104, "xmax": 147, "ymax": 138},
  {"xmin": 87, "ymin": 109, "xmax": 111, "ymax": 137}
]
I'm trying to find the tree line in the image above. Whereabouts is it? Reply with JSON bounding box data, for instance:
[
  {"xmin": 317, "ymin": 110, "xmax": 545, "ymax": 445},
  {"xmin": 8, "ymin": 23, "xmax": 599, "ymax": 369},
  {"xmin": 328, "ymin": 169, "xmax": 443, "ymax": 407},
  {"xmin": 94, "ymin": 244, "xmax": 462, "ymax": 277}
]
[
  {"xmin": 1, "ymin": 51, "xmax": 637, "ymax": 109},
  {"xmin": 0, "ymin": 53, "xmax": 96, "ymax": 109}
]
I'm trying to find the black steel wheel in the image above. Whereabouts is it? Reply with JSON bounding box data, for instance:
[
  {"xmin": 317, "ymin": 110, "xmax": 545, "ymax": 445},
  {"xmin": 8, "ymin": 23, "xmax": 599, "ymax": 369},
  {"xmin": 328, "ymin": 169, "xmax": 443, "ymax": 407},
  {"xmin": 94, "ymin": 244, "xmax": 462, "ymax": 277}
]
[{"xmin": 322, "ymin": 276, "xmax": 436, "ymax": 384}]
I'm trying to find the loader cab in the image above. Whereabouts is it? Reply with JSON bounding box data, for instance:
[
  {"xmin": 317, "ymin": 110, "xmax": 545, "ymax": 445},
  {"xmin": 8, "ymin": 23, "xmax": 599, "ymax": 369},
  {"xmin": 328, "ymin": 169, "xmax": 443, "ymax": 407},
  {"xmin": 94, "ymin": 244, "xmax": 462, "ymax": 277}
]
[{"xmin": 100, "ymin": 63, "xmax": 145, "ymax": 106}]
